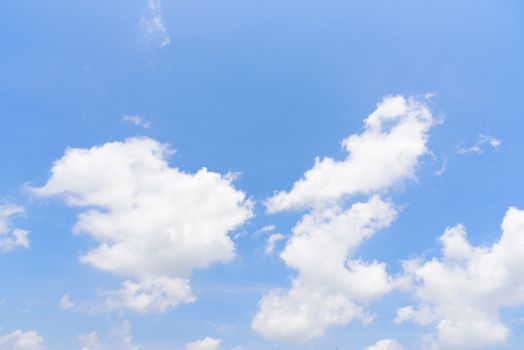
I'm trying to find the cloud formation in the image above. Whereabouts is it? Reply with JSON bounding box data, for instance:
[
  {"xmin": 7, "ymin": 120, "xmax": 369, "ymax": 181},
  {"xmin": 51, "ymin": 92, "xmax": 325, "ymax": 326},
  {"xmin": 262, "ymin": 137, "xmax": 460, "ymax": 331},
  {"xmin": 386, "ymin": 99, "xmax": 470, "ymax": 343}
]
[
  {"xmin": 0, "ymin": 329, "xmax": 44, "ymax": 350},
  {"xmin": 185, "ymin": 337, "xmax": 221, "ymax": 350},
  {"xmin": 365, "ymin": 339, "xmax": 404, "ymax": 350},
  {"xmin": 456, "ymin": 134, "xmax": 501, "ymax": 155},
  {"xmin": 122, "ymin": 115, "xmax": 151, "ymax": 129},
  {"xmin": 59, "ymin": 294, "xmax": 75, "ymax": 310},
  {"xmin": 0, "ymin": 201, "xmax": 30, "ymax": 253},
  {"xmin": 399, "ymin": 207, "xmax": 524, "ymax": 349},
  {"xmin": 79, "ymin": 320, "xmax": 139, "ymax": 350},
  {"xmin": 252, "ymin": 197, "xmax": 398, "ymax": 342},
  {"xmin": 141, "ymin": 0, "xmax": 171, "ymax": 48},
  {"xmin": 264, "ymin": 233, "xmax": 285, "ymax": 255},
  {"xmin": 32, "ymin": 137, "xmax": 253, "ymax": 313},
  {"xmin": 252, "ymin": 96, "xmax": 436, "ymax": 342},
  {"xmin": 266, "ymin": 95, "xmax": 434, "ymax": 212}
]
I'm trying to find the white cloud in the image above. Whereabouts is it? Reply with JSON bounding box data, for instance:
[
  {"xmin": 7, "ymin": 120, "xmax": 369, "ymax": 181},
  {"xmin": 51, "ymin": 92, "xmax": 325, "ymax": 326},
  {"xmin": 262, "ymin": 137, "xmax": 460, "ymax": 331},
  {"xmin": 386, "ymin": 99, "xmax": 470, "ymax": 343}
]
[
  {"xmin": 394, "ymin": 305, "xmax": 434, "ymax": 325},
  {"xmin": 141, "ymin": 0, "xmax": 171, "ymax": 48},
  {"xmin": 185, "ymin": 337, "xmax": 221, "ymax": 350},
  {"xmin": 59, "ymin": 293, "xmax": 75, "ymax": 310},
  {"xmin": 255, "ymin": 224, "xmax": 276, "ymax": 236},
  {"xmin": 253, "ymin": 95, "xmax": 436, "ymax": 342},
  {"xmin": 79, "ymin": 333, "xmax": 102, "ymax": 350},
  {"xmin": 31, "ymin": 137, "xmax": 253, "ymax": 313},
  {"xmin": 434, "ymin": 156, "xmax": 447, "ymax": 176},
  {"xmin": 266, "ymin": 95, "xmax": 434, "ymax": 212},
  {"xmin": 252, "ymin": 197, "xmax": 397, "ymax": 342},
  {"xmin": 0, "ymin": 329, "xmax": 44, "ymax": 350},
  {"xmin": 0, "ymin": 202, "xmax": 30, "ymax": 253},
  {"xmin": 97, "ymin": 277, "xmax": 194, "ymax": 313},
  {"xmin": 79, "ymin": 320, "xmax": 139, "ymax": 350},
  {"xmin": 400, "ymin": 207, "xmax": 524, "ymax": 349},
  {"xmin": 264, "ymin": 233, "xmax": 285, "ymax": 255},
  {"xmin": 365, "ymin": 339, "xmax": 404, "ymax": 350},
  {"xmin": 456, "ymin": 134, "xmax": 501, "ymax": 155},
  {"xmin": 122, "ymin": 115, "xmax": 151, "ymax": 129},
  {"xmin": 184, "ymin": 336, "xmax": 243, "ymax": 350}
]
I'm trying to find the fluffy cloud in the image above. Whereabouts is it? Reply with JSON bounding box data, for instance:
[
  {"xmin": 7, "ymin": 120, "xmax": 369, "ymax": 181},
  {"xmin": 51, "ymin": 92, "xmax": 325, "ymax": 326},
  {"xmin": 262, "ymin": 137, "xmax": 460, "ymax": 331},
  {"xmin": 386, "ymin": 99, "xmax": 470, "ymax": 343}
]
[
  {"xmin": 365, "ymin": 339, "xmax": 404, "ymax": 350},
  {"xmin": 0, "ymin": 330, "xmax": 44, "ymax": 350},
  {"xmin": 253, "ymin": 96, "xmax": 436, "ymax": 342},
  {"xmin": 79, "ymin": 320, "xmax": 139, "ymax": 350},
  {"xmin": 185, "ymin": 337, "xmax": 221, "ymax": 350},
  {"xmin": 32, "ymin": 137, "xmax": 253, "ymax": 313},
  {"xmin": 252, "ymin": 197, "xmax": 397, "ymax": 342},
  {"xmin": 0, "ymin": 202, "xmax": 30, "ymax": 253},
  {"xmin": 184, "ymin": 338, "xmax": 243, "ymax": 350},
  {"xmin": 399, "ymin": 207, "xmax": 524, "ymax": 349},
  {"xmin": 141, "ymin": 0, "xmax": 170, "ymax": 48},
  {"xmin": 456, "ymin": 134, "xmax": 501, "ymax": 155},
  {"xmin": 266, "ymin": 95, "xmax": 434, "ymax": 212}
]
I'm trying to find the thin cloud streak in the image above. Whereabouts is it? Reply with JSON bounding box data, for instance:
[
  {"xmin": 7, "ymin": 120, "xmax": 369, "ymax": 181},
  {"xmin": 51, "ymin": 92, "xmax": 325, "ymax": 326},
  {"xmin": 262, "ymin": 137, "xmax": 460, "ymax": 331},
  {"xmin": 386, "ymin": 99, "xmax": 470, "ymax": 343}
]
[{"xmin": 141, "ymin": 0, "xmax": 171, "ymax": 48}]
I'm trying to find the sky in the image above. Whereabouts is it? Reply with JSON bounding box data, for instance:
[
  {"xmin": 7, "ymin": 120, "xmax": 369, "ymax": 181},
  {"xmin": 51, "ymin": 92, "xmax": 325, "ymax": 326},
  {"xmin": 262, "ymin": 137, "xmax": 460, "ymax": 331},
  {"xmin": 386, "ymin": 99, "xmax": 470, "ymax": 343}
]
[{"xmin": 1, "ymin": 1, "xmax": 524, "ymax": 349}]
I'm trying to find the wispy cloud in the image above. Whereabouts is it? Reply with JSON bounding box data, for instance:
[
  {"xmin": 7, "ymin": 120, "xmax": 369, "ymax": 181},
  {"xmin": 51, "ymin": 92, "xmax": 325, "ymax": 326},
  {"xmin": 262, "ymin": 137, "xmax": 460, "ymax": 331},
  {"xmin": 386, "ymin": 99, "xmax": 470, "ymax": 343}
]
[
  {"xmin": 78, "ymin": 320, "xmax": 139, "ymax": 350},
  {"xmin": 265, "ymin": 233, "xmax": 285, "ymax": 255},
  {"xmin": 253, "ymin": 224, "xmax": 276, "ymax": 237},
  {"xmin": 59, "ymin": 294, "xmax": 75, "ymax": 310},
  {"xmin": 122, "ymin": 114, "xmax": 151, "ymax": 129},
  {"xmin": 0, "ymin": 201, "xmax": 30, "ymax": 253},
  {"xmin": 141, "ymin": 0, "xmax": 171, "ymax": 48},
  {"xmin": 435, "ymin": 156, "xmax": 447, "ymax": 176},
  {"xmin": 457, "ymin": 134, "xmax": 501, "ymax": 155}
]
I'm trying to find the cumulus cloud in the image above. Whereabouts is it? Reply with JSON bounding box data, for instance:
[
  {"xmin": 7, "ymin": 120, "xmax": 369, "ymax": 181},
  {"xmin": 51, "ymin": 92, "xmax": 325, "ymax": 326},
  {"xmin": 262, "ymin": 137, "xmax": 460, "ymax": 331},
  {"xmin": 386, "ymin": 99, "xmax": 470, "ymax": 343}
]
[
  {"xmin": 31, "ymin": 137, "xmax": 253, "ymax": 313},
  {"xmin": 456, "ymin": 134, "xmax": 501, "ymax": 155},
  {"xmin": 253, "ymin": 96, "xmax": 436, "ymax": 342},
  {"xmin": 252, "ymin": 197, "xmax": 398, "ymax": 342},
  {"xmin": 365, "ymin": 339, "xmax": 404, "ymax": 350},
  {"xmin": 400, "ymin": 207, "xmax": 524, "ymax": 349},
  {"xmin": 0, "ymin": 202, "xmax": 30, "ymax": 253},
  {"xmin": 79, "ymin": 320, "xmax": 139, "ymax": 350},
  {"xmin": 141, "ymin": 0, "xmax": 170, "ymax": 48},
  {"xmin": 266, "ymin": 95, "xmax": 434, "ymax": 212},
  {"xmin": 122, "ymin": 115, "xmax": 151, "ymax": 129},
  {"xmin": 185, "ymin": 337, "xmax": 221, "ymax": 350},
  {"xmin": 0, "ymin": 329, "xmax": 44, "ymax": 350}
]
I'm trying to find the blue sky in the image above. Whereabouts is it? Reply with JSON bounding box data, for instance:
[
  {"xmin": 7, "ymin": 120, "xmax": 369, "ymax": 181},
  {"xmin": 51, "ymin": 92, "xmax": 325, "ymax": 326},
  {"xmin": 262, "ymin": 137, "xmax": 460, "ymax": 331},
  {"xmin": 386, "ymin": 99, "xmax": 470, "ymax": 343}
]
[{"xmin": 1, "ymin": 1, "xmax": 524, "ymax": 350}]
